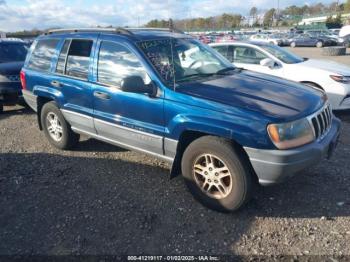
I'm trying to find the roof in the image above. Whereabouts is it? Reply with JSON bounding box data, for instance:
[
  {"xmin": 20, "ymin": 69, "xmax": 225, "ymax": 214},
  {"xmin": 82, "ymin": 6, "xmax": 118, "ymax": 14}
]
[
  {"xmin": 0, "ymin": 38, "xmax": 25, "ymax": 44},
  {"xmin": 41, "ymin": 28, "xmax": 189, "ymax": 41}
]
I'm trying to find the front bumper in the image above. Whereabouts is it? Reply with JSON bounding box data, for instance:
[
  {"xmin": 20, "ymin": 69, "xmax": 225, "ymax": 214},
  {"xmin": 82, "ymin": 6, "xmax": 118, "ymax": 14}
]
[
  {"xmin": 244, "ymin": 117, "xmax": 341, "ymax": 185},
  {"xmin": 323, "ymin": 82, "xmax": 350, "ymax": 110}
]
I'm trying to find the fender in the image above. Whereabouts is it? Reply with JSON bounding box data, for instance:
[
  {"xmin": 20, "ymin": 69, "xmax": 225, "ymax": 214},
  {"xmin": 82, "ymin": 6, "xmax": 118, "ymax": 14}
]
[
  {"xmin": 167, "ymin": 113, "xmax": 272, "ymax": 178},
  {"xmin": 33, "ymin": 85, "xmax": 64, "ymax": 106},
  {"xmin": 167, "ymin": 113, "xmax": 272, "ymax": 149}
]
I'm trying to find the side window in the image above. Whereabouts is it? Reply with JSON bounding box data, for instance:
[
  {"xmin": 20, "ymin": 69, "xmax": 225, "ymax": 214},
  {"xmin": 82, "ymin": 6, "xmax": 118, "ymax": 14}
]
[
  {"xmin": 212, "ymin": 45, "xmax": 234, "ymax": 62},
  {"xmin": 27, "ymin": 39, "xmax": 59, "ymax": 71},
  {"xmin": 65, "ymin": 39, "xmax": 93, "ymax": 80},
  {"xmin": 98, "ymin": 41, "xmax": 150, "ymax": 87},
  {"xmin": 56, "ymin": 39, "xmax": 71, "ymax": 74},
  {"xmin": 212, "ymin": 45, "xmax": 228, "ymax": 58},
  {"xmin": 233, "ymin": 47, "xmax": 267, "ymax": 64}
]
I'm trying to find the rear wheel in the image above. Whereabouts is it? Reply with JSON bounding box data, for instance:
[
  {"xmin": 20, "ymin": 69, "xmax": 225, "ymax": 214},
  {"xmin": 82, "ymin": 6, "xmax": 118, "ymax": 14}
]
[
  {"xmin": 181, "ymin": 136, "xmax": 253, "ymax": 212},
  {"xmin": 290, "ymin": 42, "xmax": 296, "ymax": 48},
  {"xmin": 41, "ymin": 101, "xmax": 80, "ymax": 150}
]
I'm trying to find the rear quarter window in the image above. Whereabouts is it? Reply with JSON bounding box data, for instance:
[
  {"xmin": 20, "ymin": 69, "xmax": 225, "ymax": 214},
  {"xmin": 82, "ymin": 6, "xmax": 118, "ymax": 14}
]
[{"xmin": 27, "ymin": 39, "xmax": 59, "ymax": 71}]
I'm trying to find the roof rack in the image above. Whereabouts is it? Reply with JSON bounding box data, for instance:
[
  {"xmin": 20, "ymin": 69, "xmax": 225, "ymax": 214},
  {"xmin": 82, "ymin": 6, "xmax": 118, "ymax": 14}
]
[
  {"xmin": 45, "ymin": 27, "xmax": 133, "ymax": 36},
  {"xmin": 45, "ymin": 27, "xmax": 185, "ymax": 36}
]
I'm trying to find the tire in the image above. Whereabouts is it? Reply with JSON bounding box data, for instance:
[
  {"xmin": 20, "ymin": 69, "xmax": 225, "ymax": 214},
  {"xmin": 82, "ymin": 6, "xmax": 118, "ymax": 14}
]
[
  {"xmin": 290, "ymin": 42, "xmax": 296, "ymax": 48},
  {"xmin": 41, "ymin": 101, "xmax": 80, "ymax": 150},
  {"xmin": 181, "ymin": 136, "xmax": 253, "ymax": 212},
  {"xmin": 316, "ymin": 41, "xmax": 323, "ymax": 48},
  {"xmin": 0, "ymin": 103, "xmax": 3, "ymax": 113}
]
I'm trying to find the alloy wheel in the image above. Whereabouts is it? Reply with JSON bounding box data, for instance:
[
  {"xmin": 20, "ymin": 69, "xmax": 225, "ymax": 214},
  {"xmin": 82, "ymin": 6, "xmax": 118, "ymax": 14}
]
[
  {"xmin": 46, "ymin": 112, "xmax": 63, "ymax": 142},
  {"xmin": 192, "ymin": 154, "xmax": 233, "ymax": 199}
]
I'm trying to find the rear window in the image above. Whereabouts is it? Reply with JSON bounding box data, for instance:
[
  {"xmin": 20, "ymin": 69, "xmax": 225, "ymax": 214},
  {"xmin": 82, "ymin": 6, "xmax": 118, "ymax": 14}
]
[
  {"xmin": 27, "ymin": 39, "xmax": 59, "ymax": 71},
  {"xmin": 0, "ymin": 43, "xmax": 28, "ymax": 63}
]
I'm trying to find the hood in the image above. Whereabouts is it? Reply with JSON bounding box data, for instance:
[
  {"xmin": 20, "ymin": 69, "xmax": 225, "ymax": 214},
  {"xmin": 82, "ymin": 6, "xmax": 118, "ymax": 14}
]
[
  {"xmin": 300, "ymin": 59, "xmax": 350, "ymax": 76},
  {"xmin": 176, "ymin": 70, "xmax": 325, "ymax": 121},
  {"xmin": 0, "ymin": 62, "xmax": 24, "ymax": 76}
]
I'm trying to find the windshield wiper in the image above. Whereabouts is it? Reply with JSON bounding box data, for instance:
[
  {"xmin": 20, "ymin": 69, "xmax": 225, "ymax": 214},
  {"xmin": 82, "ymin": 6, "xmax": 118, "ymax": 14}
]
[
  {"xmin": 177, "ymin": 73, "xmax": 215, "ymax": 83},
  {"xmin": 177, "ymin": 67, "xmax": 238, "ymax": 83},
  {"xmin": 215, "ymin": 67, "xmax": 236, "ymax": 75}
]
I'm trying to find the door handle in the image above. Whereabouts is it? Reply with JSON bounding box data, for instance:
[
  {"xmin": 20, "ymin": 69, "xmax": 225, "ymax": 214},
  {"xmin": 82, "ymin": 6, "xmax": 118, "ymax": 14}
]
[
  {"xmin": 94, "ymin": 91, "xmax": 111, "ymax": 100},
  {"xmin": 51, "ymin": 80, "xmax": 61, "ymax": 88}
]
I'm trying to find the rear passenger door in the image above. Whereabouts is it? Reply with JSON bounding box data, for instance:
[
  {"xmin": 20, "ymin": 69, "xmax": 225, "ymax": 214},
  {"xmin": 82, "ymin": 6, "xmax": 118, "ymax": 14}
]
[
  {"xmin": 52, "ymin": 36, "xmax": 97, "ymax": 134},
  {"xmin": 91, "ymin": 36, "xmax": 165, "ymax": 155}
]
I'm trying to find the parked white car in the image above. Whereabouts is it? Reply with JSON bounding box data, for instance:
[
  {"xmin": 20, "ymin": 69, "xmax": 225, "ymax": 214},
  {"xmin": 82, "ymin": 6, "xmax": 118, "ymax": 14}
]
[
  {"xmin": 249, "ymin": 34, "xmax": 282, "ymax": 46},
  {"xmin": 210, "ymin": 42, "xmax": 350, "ymax": 110}
]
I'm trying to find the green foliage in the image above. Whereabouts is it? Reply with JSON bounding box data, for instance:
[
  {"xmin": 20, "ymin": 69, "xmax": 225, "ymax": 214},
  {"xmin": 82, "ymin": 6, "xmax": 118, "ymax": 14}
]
[
  {"xmin": 263, "ymin": 8, "xmax": 276, "ymax": 26},
  {"xmin": 144, "ymin": 19, "xmax": 169, "ymax": 28},
  {"xmin": 345, "ymin": 0, "xmax": 350, "ymax": 12},
  {"xmin": 325, "ymin": 14, "xmax": 343, "ymax": 28}
]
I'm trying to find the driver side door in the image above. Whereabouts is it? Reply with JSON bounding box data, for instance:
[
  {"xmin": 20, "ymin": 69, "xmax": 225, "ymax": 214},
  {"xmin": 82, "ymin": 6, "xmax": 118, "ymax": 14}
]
[{"xmin": 91, "ymin": 36, "xmax": 165, "ymax": 155}]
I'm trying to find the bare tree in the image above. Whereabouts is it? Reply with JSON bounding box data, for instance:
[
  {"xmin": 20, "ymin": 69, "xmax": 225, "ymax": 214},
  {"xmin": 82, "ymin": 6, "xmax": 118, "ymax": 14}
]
[{"xmin": 250, "ymin": 7, "xmax": 258, "ymax": 25}]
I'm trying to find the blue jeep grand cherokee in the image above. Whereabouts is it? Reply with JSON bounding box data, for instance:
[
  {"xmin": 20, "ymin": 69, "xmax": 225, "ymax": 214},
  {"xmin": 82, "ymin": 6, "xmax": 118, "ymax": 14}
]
[{"xmin": 21, "ymin": 28, "xmax": 340, "ymax": 212}]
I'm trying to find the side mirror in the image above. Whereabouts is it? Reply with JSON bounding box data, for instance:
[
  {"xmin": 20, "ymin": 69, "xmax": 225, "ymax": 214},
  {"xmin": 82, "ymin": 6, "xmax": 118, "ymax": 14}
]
[
  {"xmin": 121, "ymin": 75, "xmax": 156, "ymax": 96},
  {"xmin": 260, "ymin": 58, "xmax": 276, "ymax": 68}
]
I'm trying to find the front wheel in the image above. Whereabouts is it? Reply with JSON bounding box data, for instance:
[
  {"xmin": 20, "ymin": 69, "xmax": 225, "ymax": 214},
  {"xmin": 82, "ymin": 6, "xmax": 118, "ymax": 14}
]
[
  {"xmin": 290, "ymin": 42, "xmax": 296, "ymax": 48},
  {"xmin": 41, "ymin": 101, "xmax": 80, "ymax": 150},
  {"xmin": 316, "ymin": 41, "xmax": 323, "ymax": 48},
  {"xmin": 181, "ymin": 136, "xmax": 253, "ymax": 212}
]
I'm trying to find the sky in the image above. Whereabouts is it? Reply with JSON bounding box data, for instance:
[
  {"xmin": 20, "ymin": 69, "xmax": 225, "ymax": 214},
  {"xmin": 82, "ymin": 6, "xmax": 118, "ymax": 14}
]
[{"xmin": 0, "ymin": 0, "xmax": 345, "ymax": 32}]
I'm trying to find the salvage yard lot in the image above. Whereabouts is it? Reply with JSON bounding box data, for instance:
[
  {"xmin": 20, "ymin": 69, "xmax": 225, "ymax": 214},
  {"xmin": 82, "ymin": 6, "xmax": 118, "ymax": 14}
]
[
  {"xmin": 286, "ymin": 47, "xmax": 350, "ymax": 66},
  {"xmin": 0, "ymin": 47, "xmax": 350, "ymax": 256}
]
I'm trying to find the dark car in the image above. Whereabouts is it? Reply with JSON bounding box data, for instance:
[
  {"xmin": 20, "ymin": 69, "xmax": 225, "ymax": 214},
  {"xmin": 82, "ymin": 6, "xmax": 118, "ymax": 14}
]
[
  {"xmin": 0, "ymin": 39, "xmax": 28, "ymax": 112},
  {"xmin": 289, "ymin": 33, "xmax": 336, "ymax": 48},
  {"xmin": 21, "ymin": 28, "xmax": 340, "ymax": 212}
]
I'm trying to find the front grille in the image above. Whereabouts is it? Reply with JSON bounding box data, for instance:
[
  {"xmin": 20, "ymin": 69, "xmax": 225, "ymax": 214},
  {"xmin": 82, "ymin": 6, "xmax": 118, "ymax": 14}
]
[{"xmin": 309, "ymin": 104, "xmax": 332, "ymax": 140}]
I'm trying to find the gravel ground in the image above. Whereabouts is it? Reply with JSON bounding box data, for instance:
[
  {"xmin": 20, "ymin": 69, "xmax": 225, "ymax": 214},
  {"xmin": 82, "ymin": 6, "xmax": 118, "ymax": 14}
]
[{"xmin": 0, "ymin": 106, "xmax": 349, "ymax": 257}]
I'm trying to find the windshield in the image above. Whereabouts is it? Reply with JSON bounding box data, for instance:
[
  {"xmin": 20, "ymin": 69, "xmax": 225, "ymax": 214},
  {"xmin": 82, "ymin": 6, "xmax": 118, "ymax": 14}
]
[
  {"xmin": 138, "ymin": 38, "xmax": 234, "ymax": 85},
  {"xmin": 0, "ymin": 43, "xmax": 27, "ymax": 63},
  {"xmin": 261, "ymin": 45, "xmax": 304, "ymax": 64}
]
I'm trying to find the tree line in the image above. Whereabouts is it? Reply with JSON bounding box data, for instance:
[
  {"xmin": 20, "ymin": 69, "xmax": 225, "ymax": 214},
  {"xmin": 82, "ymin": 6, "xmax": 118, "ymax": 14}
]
[{"xmin": 145, "ymin": 0, "xmax": 350, "ymax": 30}]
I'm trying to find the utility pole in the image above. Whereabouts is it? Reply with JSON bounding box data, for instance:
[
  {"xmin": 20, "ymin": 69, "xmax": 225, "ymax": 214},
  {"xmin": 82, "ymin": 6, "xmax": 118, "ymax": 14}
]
[
  {"xmin": 277, "ymin": 0, "xmax": 280, "ymax": 26},
  {"xmin": 336, "ymin": 0, "xmax": 339, "ymax": 12}
]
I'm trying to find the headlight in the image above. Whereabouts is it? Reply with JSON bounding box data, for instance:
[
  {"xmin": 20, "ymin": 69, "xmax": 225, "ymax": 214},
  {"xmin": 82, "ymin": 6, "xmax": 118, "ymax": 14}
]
[
  {"xmin": 267, "ymin": 118, "xmax": 315, "ymax": 150},
  {"xmin": 330, "ymin": 75, "xmax": 350, "ymax": 84},
  {"xmin": 0, "ymin": 75, "xmax": 9, "ymax": 82}
]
